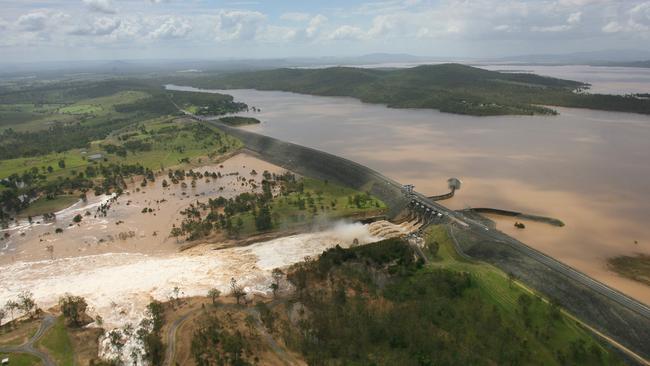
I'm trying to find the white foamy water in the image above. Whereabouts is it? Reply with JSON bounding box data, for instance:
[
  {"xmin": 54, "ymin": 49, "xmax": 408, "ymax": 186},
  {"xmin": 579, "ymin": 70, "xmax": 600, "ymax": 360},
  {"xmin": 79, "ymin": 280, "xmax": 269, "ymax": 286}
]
[{"xmin": 0, "ymin": 220, "xmax": 407, "ymax": 364}]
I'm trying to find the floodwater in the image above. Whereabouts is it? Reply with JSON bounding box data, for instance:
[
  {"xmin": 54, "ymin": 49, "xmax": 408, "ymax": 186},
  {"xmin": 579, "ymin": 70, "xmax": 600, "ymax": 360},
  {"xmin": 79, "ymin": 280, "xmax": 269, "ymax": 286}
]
[
  {"xmin": 478, "ymin": 64, "xmax": 650, "ymax": 95},
  {"xmin": 168, "ymin": 79, "xmax": 650, "ymax": 305}
]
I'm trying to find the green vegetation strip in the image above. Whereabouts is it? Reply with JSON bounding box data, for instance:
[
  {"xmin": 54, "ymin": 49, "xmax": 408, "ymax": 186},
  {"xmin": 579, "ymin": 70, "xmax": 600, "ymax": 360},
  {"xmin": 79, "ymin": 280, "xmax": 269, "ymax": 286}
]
[
  {"xmin": 17, "ymin": 196, "xmax": 79, "ymax": 218},
  {"xmin": 218, "ymin": 116, "xmax": 260, "ymax": 126},
  {"xmin": 175, "ymin": 172, "xmax": 385, "ymax": 241},
  {"xmin": 35, "ymin": 316, "xmax": 74, "ymax": 366},
  {"xmin": 0, "ymin": 353, "xmax": 42, "ymax": 366}
]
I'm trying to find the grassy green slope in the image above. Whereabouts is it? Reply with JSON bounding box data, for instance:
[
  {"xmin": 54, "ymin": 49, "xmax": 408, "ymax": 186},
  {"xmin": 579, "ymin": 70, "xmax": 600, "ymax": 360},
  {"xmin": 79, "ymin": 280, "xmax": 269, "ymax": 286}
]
[
  {"xmin": 0, "ymin": 353, "xmax": 41, "ymax": 366},
  {"xmin": 279, "ymin": 225, "xmax": 623, "ymax": 365},
  {"xmin": 36, "ymin": 317, "xmax": 74, "ymax": 366}
]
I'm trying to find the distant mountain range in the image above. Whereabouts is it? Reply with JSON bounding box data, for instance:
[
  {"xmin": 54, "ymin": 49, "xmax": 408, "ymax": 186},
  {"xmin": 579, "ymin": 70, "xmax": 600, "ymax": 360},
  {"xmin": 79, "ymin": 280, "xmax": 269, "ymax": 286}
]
[{"xmin": 1, "ymin": 50, "xmax": 649, "ymax": 78}]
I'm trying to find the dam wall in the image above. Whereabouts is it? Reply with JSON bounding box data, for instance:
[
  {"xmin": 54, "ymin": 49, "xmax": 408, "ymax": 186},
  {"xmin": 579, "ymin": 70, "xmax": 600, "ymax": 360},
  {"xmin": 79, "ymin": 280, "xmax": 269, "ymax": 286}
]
[
  {"xmin": 451, "ymin": 226, "xmax": 650, "ymax": 363},
  {"xmin": 211, "ymin": 120, "xmax": 650, "ymax": 363},
  {"xmin": 210, "ymin": 121, "xmax": 410, "ymax": 218}
]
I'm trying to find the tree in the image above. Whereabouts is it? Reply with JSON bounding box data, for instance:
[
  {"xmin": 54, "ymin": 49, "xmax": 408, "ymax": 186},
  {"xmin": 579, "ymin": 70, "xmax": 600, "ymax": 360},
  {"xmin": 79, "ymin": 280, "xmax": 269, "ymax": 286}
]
[
  {"xmin": 143, "ymin": 332, "xmax": 165, "ymax": 365},
  {"xmin": 170, "ymin": 226, "xmax": 183, "ymax": 243},
  {"xmin": 59, "ymin": 294, "xmax": 88, "ymax": 327},
  {"xmin": 4, "ymin": 300, "xmax": 19, "ymax": 320},
  {"xmin": 46, "ymin": 245, "xmax": 54, "ymax": 260},
  {"xmin": 0, "ymin": 308, "xmax": 5, "ymax": 328},
  {"xmin": 235, "ymin": 217, "xmax": 244, "ymax": 235},
  {"xmin": 230, "ymin": 278, "xmax": 246, "ymax": 305},
  {"xmin": 18, "ymin": 291, "xmax": 36, "ymax": 318},
  {"xmin": 208, "ymin": 288, "xmax": 221, "ymax": 306},
  {"xmin": 58, "ymin": 159, "xmax": 66, "ymax": 169},
  {"xmin": 271, "ymin": 268, "xmax": 284, "ymax": 297},
  {"xmin": 73, "ymin": 214, "xmax": 82, "ymax": 223},
  {"xmin": 147, "ymin": 301, "xmax": 165, "ymax": 333},
  {"xmin": 255, "ymin": 206, "xmax": 272, "ymax": 231}
]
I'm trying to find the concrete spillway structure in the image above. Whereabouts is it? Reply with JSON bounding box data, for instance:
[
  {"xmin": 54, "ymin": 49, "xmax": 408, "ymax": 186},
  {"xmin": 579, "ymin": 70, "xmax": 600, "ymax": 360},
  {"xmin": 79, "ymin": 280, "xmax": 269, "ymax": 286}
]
[{"xmin": 208, "ymin": 120, "xmax": 650, "ymax": 364}]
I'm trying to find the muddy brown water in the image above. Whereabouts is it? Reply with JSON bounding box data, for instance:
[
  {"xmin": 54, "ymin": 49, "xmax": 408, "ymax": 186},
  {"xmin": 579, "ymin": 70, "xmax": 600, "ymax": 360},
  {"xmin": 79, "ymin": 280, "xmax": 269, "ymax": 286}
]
[{"xmin": 168, "ymin": 83, "xmax": 650, "ymax": 305}]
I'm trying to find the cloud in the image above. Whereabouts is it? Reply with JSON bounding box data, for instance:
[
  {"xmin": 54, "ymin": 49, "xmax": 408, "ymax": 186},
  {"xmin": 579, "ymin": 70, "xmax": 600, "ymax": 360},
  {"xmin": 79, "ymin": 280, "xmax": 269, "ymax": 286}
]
[
  {"xmin": 149, "ymin": 17, "xmax": 191, "ymax": 39},
  {"xmin": 306, "ymin": 15, "xmax": 327, "ymax": 38},
  {"xmin": 16, "ymin": 11, "xmax": 48, "ymax": 32},
  {"xmin": 602, "ymin": 21, "xmax": 623, "ymax": 33},
  {"xmin": 601, "ymin": 1, "xmax": 650, "ymax": 33},
  {"xmin": 328, "ymin": 25, "xmax": 365, "ymax": 40},
  {"xmin": 69, "ymin": 17, "xmax": 121, "ymax": 36},
  {"xmin": 531, "ymin": 24, "xmax": 572, "ymax": 32},
  {"xmin": 2, "ymin": 0, "xmax": 650, "ymax": 61},
  {"xmin": 567, "ymin": 12, "xmax": 582, "ymax": 24},
  {"xmin": 494, "ymin": 24, "xmax": 513, "ymax": 32},
  {"xmin": 82, "ymin": 0, "xmax": 116, "ymax": 14},
  {"xmin": 214, "ymin": 10, "xmax": 266, "ymax": 41}
]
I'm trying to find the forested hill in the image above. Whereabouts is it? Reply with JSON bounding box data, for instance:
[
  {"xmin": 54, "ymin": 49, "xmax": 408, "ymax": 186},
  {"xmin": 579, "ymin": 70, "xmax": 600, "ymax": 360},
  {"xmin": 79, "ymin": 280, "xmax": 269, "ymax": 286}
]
[{"xmin": 185, "ymin": 63, "xmax": 650, "ymax": 116}]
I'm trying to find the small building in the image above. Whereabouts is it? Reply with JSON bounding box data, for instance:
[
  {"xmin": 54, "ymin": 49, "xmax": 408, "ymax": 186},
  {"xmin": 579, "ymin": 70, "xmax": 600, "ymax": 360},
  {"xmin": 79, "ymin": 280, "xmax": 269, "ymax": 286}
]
[
  {"xmin": 88, "ymin": 153, "xmax": 104, "ymax": 161},
  {"xmin": 2, "ymin": 357, "xmax": 9, "ymax": 365}
]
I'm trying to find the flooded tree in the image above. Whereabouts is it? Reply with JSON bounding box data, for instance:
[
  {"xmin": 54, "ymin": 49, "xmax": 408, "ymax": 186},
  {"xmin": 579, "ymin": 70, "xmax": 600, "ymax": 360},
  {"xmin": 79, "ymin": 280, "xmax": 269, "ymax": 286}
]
[
  {"xmin": 271, "ymin": 268, "xmax": 284, "ymax": 298},
  {"xmin": 230, "ymin": 278, "xmax": 246, "ymax": 305},
  {"xmin": 4, "ymin": 300, "xmax": 19, "ymax": 321},
  {"xmin": 208, "ymin": 288, "xmax": 221, "ymax": 306},
  {"xmin": 18, "ymin": 291, "xmax": 36, "ymax": 318},
  {"xmin": 59, "ymin": 294, "xmax": 88, "ymax": 327}
]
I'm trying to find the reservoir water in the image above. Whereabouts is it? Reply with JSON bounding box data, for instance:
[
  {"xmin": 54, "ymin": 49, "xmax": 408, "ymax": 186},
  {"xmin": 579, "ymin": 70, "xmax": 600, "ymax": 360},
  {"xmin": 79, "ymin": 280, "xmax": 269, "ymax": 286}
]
[{"xmin": 167, "ymin": 74, "xmax": 650, "ymax": 305}]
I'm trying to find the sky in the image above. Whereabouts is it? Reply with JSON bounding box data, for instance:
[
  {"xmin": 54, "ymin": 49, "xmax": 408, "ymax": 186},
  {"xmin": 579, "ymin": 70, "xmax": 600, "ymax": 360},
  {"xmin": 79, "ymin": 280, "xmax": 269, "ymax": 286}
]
[{"xmin": 0, "ymin": 0, "xmax": 649, "ymax": 62}]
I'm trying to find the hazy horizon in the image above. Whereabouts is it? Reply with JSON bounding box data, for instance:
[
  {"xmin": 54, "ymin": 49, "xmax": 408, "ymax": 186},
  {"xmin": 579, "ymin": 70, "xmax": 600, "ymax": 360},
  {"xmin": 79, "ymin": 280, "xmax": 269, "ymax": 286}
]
[{"xmin": 2, "ymin": 0, "xmax": 650, "ymax": 63}]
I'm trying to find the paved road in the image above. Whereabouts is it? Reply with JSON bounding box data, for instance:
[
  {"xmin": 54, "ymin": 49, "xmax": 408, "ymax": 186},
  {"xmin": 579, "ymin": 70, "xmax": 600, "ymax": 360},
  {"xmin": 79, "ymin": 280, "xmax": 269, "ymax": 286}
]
[
  {"xmin": 0, "ymin": 314, "xmax": 57, "ymax": 366},
  {"xmin": 163, "ymin": 307, "xmax": 201, "ymax": 366}
]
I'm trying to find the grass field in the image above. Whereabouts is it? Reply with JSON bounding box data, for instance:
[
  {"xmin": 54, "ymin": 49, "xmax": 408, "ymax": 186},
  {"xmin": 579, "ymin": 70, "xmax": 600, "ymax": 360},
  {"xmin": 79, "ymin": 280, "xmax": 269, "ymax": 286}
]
[
  {"xmin": 17, "ymin": 195, "xmax": 80, "ymax": 218},
  {"xmin": 232, "ymin": 177, "xmax": 385, "ymax": 235},
  {"xmin": 36, "ymin": 317, "xmax": 74, "ymax": 366},
  {"xmin": 424, "ymin": 225, "xmax": 617, "ymax": 363},
  {"xmin": 0, "ymin": 90, "xmax": 150, "ymax": 133},
  {"xmin": 0, "ymin": 352, "xmax": 41, "ymax": 366},
  {"xmin": 0, "ymin": 151, "xmax": 88, "ymax": 181},
  {"xmin": 99, "ymin": 117, "xmax": 243, "ymax": 170},
  {"xmin": 0, "ymin": 104, "xmax": 65, "ymax": 130},
  {"xmin": 57, "ymin": 90, "xmax": 149, "ymax": 117},
  {"xmin": 0, "ymin": 118, "xmax": 241, "ymax": 180},
  {"xmin": 0, "ymin": 320, "xmax": 40, "ymax": 347},
  {"xmin": 57, "ymin": 104, "xmax": 103, "ymax": 115}
]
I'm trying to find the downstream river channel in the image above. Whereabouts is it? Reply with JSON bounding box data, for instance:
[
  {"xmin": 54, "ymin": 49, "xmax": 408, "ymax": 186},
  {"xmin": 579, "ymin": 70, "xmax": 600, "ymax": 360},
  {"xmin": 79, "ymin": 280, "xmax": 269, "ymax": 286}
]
[{"xmin": 167, "ymin": 81, "xmax": 650, "ymax": 305}]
